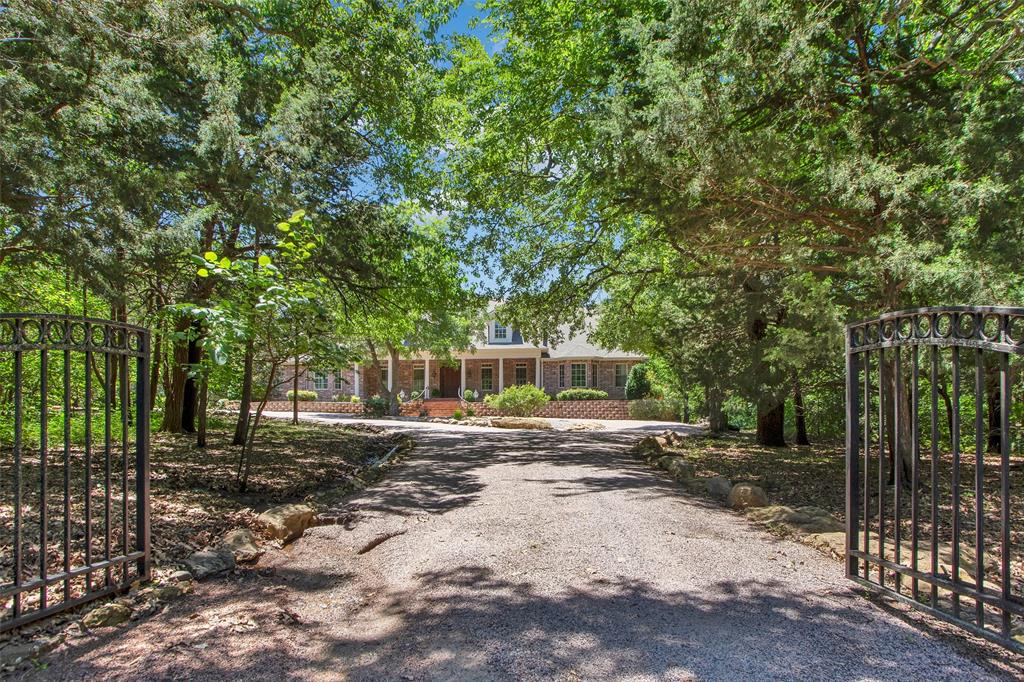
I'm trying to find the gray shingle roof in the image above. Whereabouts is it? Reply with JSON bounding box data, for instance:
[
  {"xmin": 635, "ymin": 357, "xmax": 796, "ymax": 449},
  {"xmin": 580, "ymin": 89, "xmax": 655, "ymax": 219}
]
[{"xmin": 544, "ymin": 320, "xmax": 645, "ymax": 360}]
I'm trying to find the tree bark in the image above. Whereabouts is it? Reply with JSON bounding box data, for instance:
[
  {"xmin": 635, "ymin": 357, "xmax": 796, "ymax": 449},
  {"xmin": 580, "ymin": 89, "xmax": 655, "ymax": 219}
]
[
  {"xmin": 292, "ymin": 352, "xmax": 299, "ymax": 425},
  {"xmin": 706, "ymin": 384, "xmax": 726, "ymax": 433},
  {"xmin": 793, "ymin": 378, "xmax": 810, "ymax": 446},
  {"xmin": 756, "ymin": 397, "xmax": 786, "ymax": 447},
  {"xmin": 160, "ymin": 317, "xmax": 190, "ymax": 433},
  {"xmin": 232, "ymin": 339, "xmax": 255, "ymax": 446},
  {"xmin": 196, "ymin": 371, "xmax": 208, "ymax": 447},
  {"xmin": 181, "ymin": 323, "xmax": 201, "ymax": 433},
  {"xmin": 986, "ymin": 361, "xmax": 1001, "ymax": 453},
  {"xmin": 149, "ymin": 328, "xmax": 161, "ymax": 410}
]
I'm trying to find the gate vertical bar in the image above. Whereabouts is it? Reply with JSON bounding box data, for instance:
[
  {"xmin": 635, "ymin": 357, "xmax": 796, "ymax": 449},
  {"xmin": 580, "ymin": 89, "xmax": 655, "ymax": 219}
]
[
  {"xmin": 120, "ymin": 350, "xmax": 129, "ymax": 584},
  {"xmin": 12, "ymin": 338, "xmax": 23, "ymax": 618},
  {"xmin": 62, "ymin": 338, "xmax": 71, "ymax": 602},
  {"xmin": 929, "ymin": 344, "xmax": 940, "ymax": 608},
  {"xmin": 910, "ymin": 345, "xmax": 920, "ymax": 600},
  {"xmin": 974, "ymin": 346, "xmax": 985, "ymax": 627},
  {"xmin": 894, "ymin": 347, "xmax": 903, "ymax": 593},
  {"xmin": 39, "ymin": 344, "xmax": 48, "ymax": 610},
  {"xmin": 863, "ymin": 350, "xmax": 871, "ymax": 578},
  {"xmin": 951, "ymin": 346, "xmax": 962, "ymax": 619},
  {"xmin": 878, "ymin": 347, "xmax": 886, "ymax": 585},
  {"xmin": 845, "ymin": 332, "xmax": 860, "ymax": 578},
  {"xmin": 84, "ymin": 336, "xmax": 92, "ymax": 594},
  {"xmin": 999, "ymin": 349, "xmax": 1011, "ymax": 636},
  {"xmin": 135, "ymin": 333, "xmax": 151, "ymax": 580}
]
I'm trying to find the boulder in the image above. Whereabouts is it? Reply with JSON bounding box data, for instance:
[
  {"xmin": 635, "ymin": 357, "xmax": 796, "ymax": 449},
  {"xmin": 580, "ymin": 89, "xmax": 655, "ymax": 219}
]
[
  {"xmin": 220, "ymin": 528, "xmax": 263, "ymax": 562},
  {"xmin": 704, "ymin": 476, "xmax": 733, "ymax": 501},
  {"xmin": 804, "ymin": 531, "xmax": 847, "ymax": 559},
  {"xmin": 632, "ymin": 435, "xmax": 666, "ymax": 459},
  {"xmin": 167, "ymin": 569, "xmax": 193, "ymax": 583},
  {"xmin": 257, "ymin": 503, "xmax": 318, "ymax": 543},
  {"xmin": 183, "ymin": 549, "xmax": 235, "ymax": 579},
  {"xmin": 727, "ymin": 483, "xmax": 769, "ymax": 509},
  {"xmin": 655, "ymin": 455, "xmax": 694, "ymax": 481},
  {"xmin": 489, "ymin": 416, "xmax": 553, "ymax": 430},
  {"xmin": 82, "ymin": 602, "xmax": 132, "ymax": 629},
  {"xmin": 748, "ymin": 505, "xmax": 843, "ymax": 534}
]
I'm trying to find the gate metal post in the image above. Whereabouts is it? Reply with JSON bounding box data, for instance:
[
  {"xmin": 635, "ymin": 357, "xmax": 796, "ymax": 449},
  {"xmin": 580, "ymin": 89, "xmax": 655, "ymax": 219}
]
[{"xmin": 845, "ymin": 328, "xmax": 860, "ymax": 579}]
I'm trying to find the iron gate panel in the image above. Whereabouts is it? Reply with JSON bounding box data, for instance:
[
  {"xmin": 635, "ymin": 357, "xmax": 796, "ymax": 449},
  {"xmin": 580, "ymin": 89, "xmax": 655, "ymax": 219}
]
[
  {"xmin": 0, "ymin": 314, "xmax": 150, "ymax": 631},
  {"xmin": 846, "ymin": 306, "xmax": 1022, "ymax": 652}
]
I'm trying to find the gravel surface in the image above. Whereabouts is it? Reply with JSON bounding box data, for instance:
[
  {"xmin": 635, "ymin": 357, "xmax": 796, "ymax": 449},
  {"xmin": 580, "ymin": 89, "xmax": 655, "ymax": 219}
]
[{"xmin": 25, "ymin": 416, "xmax": 1010, "ymax": 681}]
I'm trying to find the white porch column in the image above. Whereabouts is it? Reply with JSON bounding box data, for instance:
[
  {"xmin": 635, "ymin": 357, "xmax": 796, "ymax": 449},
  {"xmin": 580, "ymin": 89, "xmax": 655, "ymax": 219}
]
[
  {"xmin": 498, "ymin": 359, "xmax": 504, "ymax": 392},
  {"xmin": 353, "ymin": 362, "xmax": 361, "ymax": 397},
  {"xmin": 424, "ymin": 356, "xmax": 430, "ymax": 397},
  {"xmin": 387, "ymin": 359, "xmax": 393, "ymax": 392},
  {"xmin": 535, "ymin": 358, "xmax": 542, "ymax": 388},
  {"xmin": 460, "ymin": 358, "xmax": 466, "ymax": 395}
]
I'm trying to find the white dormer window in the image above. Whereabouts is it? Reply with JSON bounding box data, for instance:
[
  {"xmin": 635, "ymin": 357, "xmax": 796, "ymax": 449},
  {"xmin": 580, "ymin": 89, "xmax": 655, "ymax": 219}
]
[{"xmin": 492, "ymin": 322, "xmax": 508, "ymax": 342}]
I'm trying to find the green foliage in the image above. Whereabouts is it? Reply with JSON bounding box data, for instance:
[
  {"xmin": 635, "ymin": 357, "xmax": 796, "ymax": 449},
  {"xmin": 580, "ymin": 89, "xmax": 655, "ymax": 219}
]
[
  {"xmin": 462, "ymin": 389, "xmax": 477, "ymax": 402},
  {"xmin": 625, "ymin": 364, "xmax": 655, "ymax": 400},
  {"xmin": 555, "ymin": 388, "xmax": 609, "ymax": 401},
  {"xmin": 465, "ymin": 407, "xmax": 476, "ymax": 417},
  {"xmin": 350, "ymin": 395, "xmax": 361, "ymax": 404},
  {"xmin": 362, "ymin": 396, "xmax": 388, "ymax": 418},
  {"xmin": 628, "ymin": 399, "xmax": 679, "ymax": 423},
  {"xmin": 483, "ymin": 384, "xmax": 550, "ymax": 417},
  {"xmin": 287, "ymin": 390, "xmax": 318, "ymax": 402},
  {"xmin": 452, "ymin": 408, "xmax": 464, "ymax": 420}
]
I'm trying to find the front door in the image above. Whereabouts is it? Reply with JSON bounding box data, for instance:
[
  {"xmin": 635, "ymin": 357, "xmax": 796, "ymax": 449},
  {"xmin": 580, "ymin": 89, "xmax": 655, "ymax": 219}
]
[{"xmin": 439, "ymin": 364, "xmax": 460, "ymax": 398}]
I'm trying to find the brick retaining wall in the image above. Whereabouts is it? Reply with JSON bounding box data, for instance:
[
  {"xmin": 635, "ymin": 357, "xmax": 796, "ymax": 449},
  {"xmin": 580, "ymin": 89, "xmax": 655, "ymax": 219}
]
[{"xmin": 232, "ymin": 399, "xmax": 643, "ymax": 421}]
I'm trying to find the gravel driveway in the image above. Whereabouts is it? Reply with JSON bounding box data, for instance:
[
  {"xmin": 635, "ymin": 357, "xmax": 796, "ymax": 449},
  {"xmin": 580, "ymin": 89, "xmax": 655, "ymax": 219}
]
[{"xmin": 29, "ymin": 416, "xmax": 1009, "ymax": 680}]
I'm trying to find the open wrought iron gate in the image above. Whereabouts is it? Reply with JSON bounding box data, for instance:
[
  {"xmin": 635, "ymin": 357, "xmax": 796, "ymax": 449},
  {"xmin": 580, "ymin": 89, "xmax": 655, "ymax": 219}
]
[
  {"xmin": 1, "ymin": 314, "xmax": 151, "ymax": 631},
  {"xmin": 845, "ymin": 306, "xmax": 1023, "ymax": 652}
]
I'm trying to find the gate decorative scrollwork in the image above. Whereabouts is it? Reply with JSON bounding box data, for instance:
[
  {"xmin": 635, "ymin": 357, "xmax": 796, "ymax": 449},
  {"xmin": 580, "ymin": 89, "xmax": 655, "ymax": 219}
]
[
  {"xmin": 846, "ymin": 306, "xmax": 1022, "ymax": 652},
  {"xmin": 1, "ymin": 314, "xmax": 150, "ymax": 631}
]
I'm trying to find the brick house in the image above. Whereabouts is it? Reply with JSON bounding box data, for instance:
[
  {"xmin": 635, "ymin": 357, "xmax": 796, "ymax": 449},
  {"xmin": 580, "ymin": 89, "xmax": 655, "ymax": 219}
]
[{"xmin": 274, "ymin": 318, "xmax": 644, "ymax": 401}]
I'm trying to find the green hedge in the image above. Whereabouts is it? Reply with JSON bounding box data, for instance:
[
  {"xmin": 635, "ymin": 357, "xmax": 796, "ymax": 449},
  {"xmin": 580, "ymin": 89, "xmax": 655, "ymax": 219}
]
[
  {"xmin": 628, "ymin": 398, "xmax": 679, "ymax": 422},
  {"xmin": 286, "ymin": 389, "xmax": 318, "ymax": 401},
  {"xmin": 483, "ymin": 384, "xmax": 550, "ymax": 416},
  {"xmin": 555, "ymin": 388, "xmax": 609, "ymax": 401}
]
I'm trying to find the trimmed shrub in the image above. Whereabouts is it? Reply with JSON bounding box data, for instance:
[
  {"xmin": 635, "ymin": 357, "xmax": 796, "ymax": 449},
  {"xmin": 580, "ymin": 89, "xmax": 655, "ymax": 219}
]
[
  {"xmin": 483, "ymin": 384, "xmax": 550, "ymax": 417},
  {"xmin": 556, "ymin": 388, "xmax": 609, "ymax": 401},
  {"xmin": 362, "ymin": 396, "xmax": 388, "ymax": 418},
  {"xmin": 452, "ymin": 409, "xmax": 464, "ymax": 420},
  {"xmin": 463, "ymin": 389, "xmax": 477, "ymax": 402},
  {"xmin": 350, "ymin": 395, "xmax": 361, "ymax": 403},
  {"xmin": 628, "ymin": 398, "xmax": 679, "ymax": 422},
  {"xmin": 466, "ymin": 407, "xmax": 476, "ymax": 417},
  {"xmin": 625, "ymin": 363, "xmax": 654, "ymax": 400},
  {"xmin": 287, "ymin": 389, "xmax": 318, "ymax": 401}
]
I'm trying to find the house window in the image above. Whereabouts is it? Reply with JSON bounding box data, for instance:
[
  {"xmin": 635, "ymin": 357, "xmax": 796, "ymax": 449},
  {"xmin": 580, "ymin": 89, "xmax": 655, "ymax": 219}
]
[
  {"xmin": 379, "ymin": 362, "xmax": 389, "ymax": 387},
  {"xmin": 614, "ymin": 363, "xmax": 628, "ymax": 388},
  {"xmin": 493, "ymin": 323, "xmax": 508, "ymax": 341},
  {"xmin": 558, "ymin": 364, "xmax": 565, "ymax": 388},
  {"xmin": 334, "ymin": 369, "xmax": 344, "ymax": 390},
  {"xmin": 312, "ymin": 371, "xmax": 328, "ymax": 390},
  {"xmin": 413, "ymin": 365, "xmax": 425, "ymax": 393},
  {"xmin": 515, "ymin": 362, "xmax": 527, "ymax": 385},
  {"xmin": 481, "ymin": 364, "xmax": 493, "ymax": 391},
  {"xmin": 570, "ymin": 363, "xmax": 586, "ymax": 387}
]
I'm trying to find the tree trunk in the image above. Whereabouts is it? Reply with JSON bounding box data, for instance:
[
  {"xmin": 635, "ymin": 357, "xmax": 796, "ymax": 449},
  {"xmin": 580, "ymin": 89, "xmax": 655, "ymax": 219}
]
[
  {"xmin": 181, "ymin": 323, "xmax": 201, "ymax": 433},
  {"xmin": 196, "ymin": 371, "xmax": 208, "ymax": 447},
  {"xmin": 160, "ymin": 317, "xmax": 191, "ymax": 433},
  {"xmin": 149, "ymin": 328, "xmax": 161, "ymax": 410},
  {"xmin": 986, "ymin": 361, "xmax": 1001, "ymax": 453},
  {"xmin": 232, "ymin": 339, "xmax": 255, "ymax": 446},
  {"xmin": 793, "ymin": 379, "xmax": 810, "ymax": 446},
  {"xmin": 756, "ymin": 397, "xmax": 786, "ymax": 447},
  {"xmin": 706, "ymin": 384, "xmax": 726, "ymax": 433},
  {"xmin": 937, "ymin": 383, "xmax": 955, "ymax": 445},
  {"xmin": 238, "ymin": 363, "xmax": 279, "ymax": 493},
  {"xmin": 884, "ymin": 354, "xmax": 913, "ymax": 488},
  {"xmin": 387, "ymin": 345, "xmax": 401, "ymax": 416},
  {"xmin": 292, "ymin": 352, "xmax": 299, "ymax": 425},
  {"xmin": 682, "ymin": 392, "xmax": 690, "ymax": 424}
]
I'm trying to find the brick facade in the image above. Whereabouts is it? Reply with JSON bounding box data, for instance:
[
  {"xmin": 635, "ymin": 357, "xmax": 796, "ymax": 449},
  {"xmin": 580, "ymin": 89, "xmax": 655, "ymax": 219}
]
[
  {"xmin": 541, "ymin": 359, "xmax": 640, "ymax": 399},
  {"xmin": 272, "ymin": 358, "xmax": 641, "ymax": 401}
]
